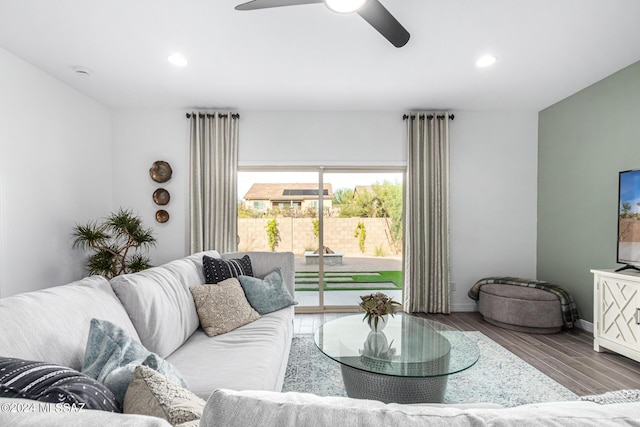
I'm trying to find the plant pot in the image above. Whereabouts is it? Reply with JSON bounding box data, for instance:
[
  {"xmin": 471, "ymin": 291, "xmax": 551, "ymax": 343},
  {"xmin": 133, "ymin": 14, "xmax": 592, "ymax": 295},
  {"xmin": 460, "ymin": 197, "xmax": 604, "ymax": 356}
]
[{"xmin": 368, "ymin": 314, "xmax": 389, "ymax": 332}]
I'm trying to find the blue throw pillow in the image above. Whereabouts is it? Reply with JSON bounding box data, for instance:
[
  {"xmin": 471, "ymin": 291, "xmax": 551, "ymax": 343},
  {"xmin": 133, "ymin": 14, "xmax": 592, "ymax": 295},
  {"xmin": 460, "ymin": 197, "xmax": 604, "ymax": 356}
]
[
  {"xmin": 0, "ymin": 357, "xmax": 121, "ymax": 412},
  {"xmin": 81, "ymin": 318, "xmax": 188, "ymax": 405},
  {"xmin": 238, "ymin": 268, "xmax": 298, "ymax": 315}
]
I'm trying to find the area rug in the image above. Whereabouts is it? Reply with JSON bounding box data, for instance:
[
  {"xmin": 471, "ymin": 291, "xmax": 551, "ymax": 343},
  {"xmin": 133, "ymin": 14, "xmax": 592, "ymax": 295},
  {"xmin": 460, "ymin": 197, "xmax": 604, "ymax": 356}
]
[
  {"xmin": 580, "ymin": 389, "xmax": 640, "ymax": 404},
  {"xmin": 282, "ymin": 332, "xmax": 578, "ymax": 407}
]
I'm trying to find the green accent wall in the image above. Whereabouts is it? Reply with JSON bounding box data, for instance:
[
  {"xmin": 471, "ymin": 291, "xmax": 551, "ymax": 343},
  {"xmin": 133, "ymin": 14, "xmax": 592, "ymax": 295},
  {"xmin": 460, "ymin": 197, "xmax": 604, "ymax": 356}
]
[{"xmin": 538, "ymin": 60, "xmax": 640, "ymax": 323}]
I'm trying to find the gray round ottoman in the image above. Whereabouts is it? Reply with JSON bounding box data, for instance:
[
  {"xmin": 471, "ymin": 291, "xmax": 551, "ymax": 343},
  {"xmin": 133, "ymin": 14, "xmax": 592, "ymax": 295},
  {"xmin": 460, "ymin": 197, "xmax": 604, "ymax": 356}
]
[{"xmin": 478, "ymin": 284, "xmax": 563, "ymax": 334}]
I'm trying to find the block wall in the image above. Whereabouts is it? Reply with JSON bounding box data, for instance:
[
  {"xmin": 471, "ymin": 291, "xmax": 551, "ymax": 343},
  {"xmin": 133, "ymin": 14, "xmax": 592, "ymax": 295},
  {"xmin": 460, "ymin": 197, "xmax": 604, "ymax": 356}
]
[{"xmin": 238, "ymin": 217, "xmax": 401, "ymax": 257}]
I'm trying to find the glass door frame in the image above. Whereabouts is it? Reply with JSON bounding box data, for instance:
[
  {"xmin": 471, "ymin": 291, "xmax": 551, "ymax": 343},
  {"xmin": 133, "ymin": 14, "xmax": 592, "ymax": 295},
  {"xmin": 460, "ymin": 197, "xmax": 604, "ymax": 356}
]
[{"xmin": 237, "ymin": 165, "xmax": 406, "ymax": 314}]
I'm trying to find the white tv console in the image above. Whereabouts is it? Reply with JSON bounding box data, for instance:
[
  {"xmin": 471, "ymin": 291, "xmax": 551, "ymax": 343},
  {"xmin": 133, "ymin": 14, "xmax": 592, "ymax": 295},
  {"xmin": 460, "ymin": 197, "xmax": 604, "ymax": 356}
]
[{"xmin": 592, "ymin": 269, "xmax": 640, "ymax": 363}]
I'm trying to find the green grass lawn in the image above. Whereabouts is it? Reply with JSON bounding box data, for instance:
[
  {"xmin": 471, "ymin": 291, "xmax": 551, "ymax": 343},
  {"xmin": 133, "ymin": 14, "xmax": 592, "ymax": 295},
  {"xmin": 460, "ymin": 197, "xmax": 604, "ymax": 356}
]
[{"xmin": 295, "ymin": 270, "xmax": 402, "ymax": 291}]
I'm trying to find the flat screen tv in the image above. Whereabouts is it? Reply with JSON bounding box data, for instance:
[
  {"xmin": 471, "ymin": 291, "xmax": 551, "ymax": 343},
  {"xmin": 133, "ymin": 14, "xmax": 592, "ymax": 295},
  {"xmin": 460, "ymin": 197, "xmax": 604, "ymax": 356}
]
[{"xmin": 617, "ymin": 169, "xmax": 640, "ymax": 272}]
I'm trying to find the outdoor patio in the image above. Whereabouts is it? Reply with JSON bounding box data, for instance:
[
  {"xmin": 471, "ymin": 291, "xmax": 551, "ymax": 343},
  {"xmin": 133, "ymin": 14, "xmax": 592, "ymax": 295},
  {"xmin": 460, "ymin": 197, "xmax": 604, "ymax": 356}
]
[
  {"xmin": 294, "ymin": 255, "xmax": 402, "ymax": 273},
  {"xmin": 293, "ymin": 255, "xmax": 403, "ymax": 308}
]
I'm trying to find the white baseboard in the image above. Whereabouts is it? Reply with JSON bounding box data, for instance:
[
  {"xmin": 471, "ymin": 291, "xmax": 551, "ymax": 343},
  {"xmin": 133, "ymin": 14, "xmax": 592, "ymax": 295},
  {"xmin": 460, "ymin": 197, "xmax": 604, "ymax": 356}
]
[
  {"xmin": 576, "ymin": 319, "xmax": 593, "ymax": 333},
  {"xmin": 451, "ymin": 302, "xmax": 478, "ymax": 312}
]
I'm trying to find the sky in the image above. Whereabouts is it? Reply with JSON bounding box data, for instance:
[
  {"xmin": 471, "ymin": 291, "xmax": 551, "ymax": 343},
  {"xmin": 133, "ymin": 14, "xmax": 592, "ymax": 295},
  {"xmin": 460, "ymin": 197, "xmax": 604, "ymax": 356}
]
[
  {"xmin": 620, "ymin": 169, "xmax": 640, "ymax": 213},
  {"xmin": 237, "ymin": 171, "xmax": 403, "ymax": 200}
]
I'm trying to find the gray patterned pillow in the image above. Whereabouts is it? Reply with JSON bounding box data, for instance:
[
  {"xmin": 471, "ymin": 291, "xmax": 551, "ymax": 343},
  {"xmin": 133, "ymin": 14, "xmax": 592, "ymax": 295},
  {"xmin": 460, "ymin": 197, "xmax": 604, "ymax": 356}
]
[
  {"xmin": 190, "ymin": 278, "xmax": 260, "ymax": 337},
  {"xmin": 124, "ymin": 365, "xmax": 205, "ymax": 425}
]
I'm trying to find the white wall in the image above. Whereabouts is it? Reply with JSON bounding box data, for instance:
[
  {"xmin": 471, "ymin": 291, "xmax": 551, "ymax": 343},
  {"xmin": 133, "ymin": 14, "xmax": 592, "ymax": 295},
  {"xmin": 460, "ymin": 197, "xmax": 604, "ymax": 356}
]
[
  {"xmin": 238, "ymin": 111, "xmax": 405, "ymax": 167},
  {"xmin": 111, "ymin": 110, "xmax": 191, "ymax": 265},
  {"xmin": 110, "ymin": 110, "xmax": 405, "ymax": 265},
  {"xmin": 449, "ymin": 112, "xmax": 539, "ymax": 310},
  {"xmin": 0, "ymin": 48, "xmax": 113, "ymax": 297},
  {"xmin": 0, "ymin": 59, "xmax": 538, "ymax": 305},
  {"xmin": 111, "ymin": 109, "xmax": 538, "ymax": 311}
]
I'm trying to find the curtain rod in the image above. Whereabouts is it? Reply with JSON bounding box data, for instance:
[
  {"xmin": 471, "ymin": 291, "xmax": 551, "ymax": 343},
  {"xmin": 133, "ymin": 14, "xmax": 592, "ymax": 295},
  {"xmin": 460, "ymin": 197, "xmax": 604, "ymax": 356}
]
[
  {"xmin": 185, "ymin": 113, "xmax": 240, "ymax": 119},
  {"xmin": 402, "ymin": 114, "xmax": 454, "ymax": 121}
]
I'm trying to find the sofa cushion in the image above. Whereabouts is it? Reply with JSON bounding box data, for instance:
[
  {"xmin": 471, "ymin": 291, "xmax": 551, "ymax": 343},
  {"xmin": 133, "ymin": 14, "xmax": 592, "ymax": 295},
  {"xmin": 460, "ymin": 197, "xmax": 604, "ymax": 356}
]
[
  {"xmin": 124, "ymin": 365, "xmax": 205, "ymax": 426},
  {"xmin": 166, "ymin": 307, "xmax": 294, "ymax": 399},
  {"xmin": 0, "ymin": 275, "xmax": 139, "ymax": 371},
  {"xmin": 201, "ymin": 389, "xmax": 640, "ymax": 427},
  {"xmin": 189, "ymin": 278, "xmax": 260, "ymax": 337},
  {"xmin": 0, "ymin": 356, "xmax": 121, "ymax": 412},
  {"xmin": 82, "ymin": 319, "xmax": 188, "ymax": 406},
  {"xmin": 238, "ymin": 268, "xmax": 297, "ymax": 315},
  {"xmin": 203, "ymin": 254, "xmax": 253, "ymax": 284},
  {"xmin": 110, "ymin": 250, "xmax": 220, "ymax": 358}
]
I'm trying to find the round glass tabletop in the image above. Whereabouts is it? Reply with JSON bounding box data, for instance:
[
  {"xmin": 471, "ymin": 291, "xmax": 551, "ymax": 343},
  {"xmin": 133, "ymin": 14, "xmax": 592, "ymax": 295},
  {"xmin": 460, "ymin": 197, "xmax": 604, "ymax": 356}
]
[{"xmin": 314, "ymin": 313, "xmax": 479, "ymax": 378}]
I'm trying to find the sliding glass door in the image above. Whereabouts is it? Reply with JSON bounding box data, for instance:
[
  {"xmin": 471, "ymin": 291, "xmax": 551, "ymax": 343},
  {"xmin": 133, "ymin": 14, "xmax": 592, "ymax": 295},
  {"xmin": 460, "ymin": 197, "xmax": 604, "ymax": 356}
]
[
  {"xmin": 238, "ymin": 169, "xmax": 321, "ymax": 309},
  {"xmin": 321, "ymin": 170, "xmax": 403, "ymax": 309},
  {"xmin": 237, "ymin": 167, "xmax": 404, "ymax": 312}
]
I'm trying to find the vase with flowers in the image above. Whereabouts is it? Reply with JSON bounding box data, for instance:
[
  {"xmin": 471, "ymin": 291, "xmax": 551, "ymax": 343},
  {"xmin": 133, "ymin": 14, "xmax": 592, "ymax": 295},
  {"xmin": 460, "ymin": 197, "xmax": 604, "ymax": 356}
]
[{"xmin": 359, "ymin": 292, "xmax": 401, "ymax": 332}]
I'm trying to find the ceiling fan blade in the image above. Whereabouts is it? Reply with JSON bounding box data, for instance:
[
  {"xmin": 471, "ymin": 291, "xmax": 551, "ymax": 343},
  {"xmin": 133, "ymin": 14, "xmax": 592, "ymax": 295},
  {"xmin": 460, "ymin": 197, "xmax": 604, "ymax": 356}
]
[
  {"xmin": 235, "ymin": 0, "xmax": 323, "ymax": 11},
  {"xmin": 357, "ymin": 0, "xmax": 410, "ymax": 48}
]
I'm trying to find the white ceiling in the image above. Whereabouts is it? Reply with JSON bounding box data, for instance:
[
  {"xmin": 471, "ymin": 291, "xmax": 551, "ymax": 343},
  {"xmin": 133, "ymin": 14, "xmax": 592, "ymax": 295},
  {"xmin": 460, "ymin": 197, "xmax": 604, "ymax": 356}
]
[{"xmin": 1, "ymin": 0, "xmax": 639, "ymax": 112}]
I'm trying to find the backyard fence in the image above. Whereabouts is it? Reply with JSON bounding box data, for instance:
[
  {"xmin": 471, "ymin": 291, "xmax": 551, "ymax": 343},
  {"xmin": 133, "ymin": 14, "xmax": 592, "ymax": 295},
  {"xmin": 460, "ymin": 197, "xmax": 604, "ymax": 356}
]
[{"xmin": 238, "ymin": 217, "xmax": 400, "ymax": 257}]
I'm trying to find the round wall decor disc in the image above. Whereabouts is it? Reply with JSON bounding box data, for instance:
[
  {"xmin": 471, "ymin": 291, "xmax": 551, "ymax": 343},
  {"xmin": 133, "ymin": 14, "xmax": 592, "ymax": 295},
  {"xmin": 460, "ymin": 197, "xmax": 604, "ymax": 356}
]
[
  {"xmin": 156, "ymin": 210, "xmax": 170, "ymax": 223},
  {"xmin": 153, "ymin": 188, "xmax": 170, "ymax": 205},
  {"xmin": 150, "ymin": 161, "xmax": 173, "ymax": 183}
]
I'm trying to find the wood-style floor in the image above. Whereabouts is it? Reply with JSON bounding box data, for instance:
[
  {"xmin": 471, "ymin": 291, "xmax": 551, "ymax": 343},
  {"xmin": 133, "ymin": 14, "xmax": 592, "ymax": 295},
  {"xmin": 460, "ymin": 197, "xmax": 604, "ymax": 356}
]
[{"xmin": 294, "ymin": 311, "xmax": 640, "ymax": 396}]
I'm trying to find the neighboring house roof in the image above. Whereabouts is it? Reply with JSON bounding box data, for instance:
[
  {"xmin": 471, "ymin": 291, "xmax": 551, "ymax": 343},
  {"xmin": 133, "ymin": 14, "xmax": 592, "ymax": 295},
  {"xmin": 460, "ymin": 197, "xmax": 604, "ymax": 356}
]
[
  {"xmin": 354, "ymin": 185, "xmax": 373, "ymax": 198},
  {"xmin": 244, "ymin": 183, "xmax": 334, "ymax": 201}
]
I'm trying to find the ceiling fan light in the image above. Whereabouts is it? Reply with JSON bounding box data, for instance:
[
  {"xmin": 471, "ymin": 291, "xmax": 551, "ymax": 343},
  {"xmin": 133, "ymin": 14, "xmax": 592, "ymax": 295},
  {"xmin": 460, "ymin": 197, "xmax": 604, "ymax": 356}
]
[{"xmin": 325, "ymin": 0, "xmax": 368, "ymax": 14}]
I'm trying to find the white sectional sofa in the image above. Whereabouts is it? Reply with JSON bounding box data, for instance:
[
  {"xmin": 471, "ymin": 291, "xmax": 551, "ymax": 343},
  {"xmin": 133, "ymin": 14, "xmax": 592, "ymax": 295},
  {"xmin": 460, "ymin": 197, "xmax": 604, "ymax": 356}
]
[
  {"xmin": 2, "ymin": 249, "xmax": 640, "ymax": 426},
  {"xmin": 201, "ymin": 389, "xmax": 640, "ymax": 427},
  {"xmin": 0, "ymin": 250, "xmax": 295, "ymax": 426}
]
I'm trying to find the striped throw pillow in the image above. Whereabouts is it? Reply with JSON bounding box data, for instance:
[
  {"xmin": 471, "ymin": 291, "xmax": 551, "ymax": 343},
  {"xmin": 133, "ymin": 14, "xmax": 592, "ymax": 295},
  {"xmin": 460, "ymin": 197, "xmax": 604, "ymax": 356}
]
[{"xmin": 0, "ymin": 357, "xmax": 121, "ymax": 412}]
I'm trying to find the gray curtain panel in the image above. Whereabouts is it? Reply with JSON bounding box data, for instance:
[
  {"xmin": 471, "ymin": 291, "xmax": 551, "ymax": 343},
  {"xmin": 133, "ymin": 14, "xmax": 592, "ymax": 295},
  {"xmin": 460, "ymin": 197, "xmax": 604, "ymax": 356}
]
[
  {"xmin": 404, "ymin": 113, "xmax": 451, "ymax": 313},
  {"xmin": 189, "ymin": 112, "xmax": 239, "ymax": 254}
]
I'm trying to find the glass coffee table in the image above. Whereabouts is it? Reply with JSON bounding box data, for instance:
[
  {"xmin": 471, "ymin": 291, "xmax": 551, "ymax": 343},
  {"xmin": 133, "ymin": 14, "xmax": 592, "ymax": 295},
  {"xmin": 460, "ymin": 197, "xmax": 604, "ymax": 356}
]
[{"xmin": 314, "ymin": 313, "xmax": 479, "ymax": 404}]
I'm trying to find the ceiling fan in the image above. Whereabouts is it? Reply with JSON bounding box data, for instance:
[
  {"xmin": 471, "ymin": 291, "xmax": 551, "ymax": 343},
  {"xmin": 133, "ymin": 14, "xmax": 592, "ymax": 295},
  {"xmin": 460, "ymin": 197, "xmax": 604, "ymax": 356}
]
[{"xmin": 235, "ymin": 0, "xmax": 410, "ymax": 48}]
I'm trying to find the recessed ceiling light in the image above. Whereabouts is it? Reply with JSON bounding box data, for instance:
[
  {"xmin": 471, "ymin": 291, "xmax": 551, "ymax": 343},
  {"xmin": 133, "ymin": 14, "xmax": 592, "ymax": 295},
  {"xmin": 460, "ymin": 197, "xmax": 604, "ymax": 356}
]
[
  {"xmin": 168, "ymin": 53, "xmax": 188, "ymax": 67},
  {"xmin": 476, "ymin": 55, "xmax": 497, "ymax": 68},
  {"xmin": 325, "ymin": 0, "xmax": 368, "ymax": 14}
]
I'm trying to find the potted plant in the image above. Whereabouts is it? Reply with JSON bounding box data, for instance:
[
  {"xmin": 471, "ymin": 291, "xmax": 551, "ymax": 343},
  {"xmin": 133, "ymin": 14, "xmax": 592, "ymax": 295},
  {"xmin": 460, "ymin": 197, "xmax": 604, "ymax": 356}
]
[
  {"xmin": 359, "ymin": 292, "xmax": 401, "ymax": 331},
  {"xmin": 72, "ymin": 208, "xmax": 156, "ymax": 278}
]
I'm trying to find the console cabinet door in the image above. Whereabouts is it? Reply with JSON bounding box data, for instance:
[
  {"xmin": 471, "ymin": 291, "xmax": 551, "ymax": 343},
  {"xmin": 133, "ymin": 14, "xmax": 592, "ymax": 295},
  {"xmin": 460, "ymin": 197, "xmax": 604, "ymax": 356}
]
[{"xmin": 596, "ymin": 274, "xmax": 640, "ymax": 352}]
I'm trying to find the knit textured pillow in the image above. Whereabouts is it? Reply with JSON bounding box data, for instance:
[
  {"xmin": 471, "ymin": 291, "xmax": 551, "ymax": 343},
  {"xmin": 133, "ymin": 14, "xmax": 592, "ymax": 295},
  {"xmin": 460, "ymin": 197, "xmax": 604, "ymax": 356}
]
[
  {"xmin": 203, "ymin": 254, "xmax": 253, "ymax": 284},
  {"xmin": 124, "ymin": 365, "xmax": 205, "ymax": 425},
  {"xmin": 190, "ymin": 278, "xmax": 260, "ymax": 337}
]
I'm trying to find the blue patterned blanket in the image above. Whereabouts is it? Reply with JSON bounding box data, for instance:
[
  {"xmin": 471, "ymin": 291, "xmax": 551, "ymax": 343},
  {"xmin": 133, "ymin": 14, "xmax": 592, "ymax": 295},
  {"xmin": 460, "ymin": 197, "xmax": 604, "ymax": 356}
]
[{"xmin": 468, "ymin": 277, "xmax": 579, "ymax": 329}]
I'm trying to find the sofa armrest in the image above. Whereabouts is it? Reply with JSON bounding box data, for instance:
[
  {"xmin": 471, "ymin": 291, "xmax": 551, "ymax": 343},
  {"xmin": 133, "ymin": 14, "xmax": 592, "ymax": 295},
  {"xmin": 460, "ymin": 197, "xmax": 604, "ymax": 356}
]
[
  {"xmin": 0, "ymin": 397, "xmax": 172, "ymax": 427},
  {"xmin": 202, "ymin": 389, "xmax": 640, "ymax": 427},
  {"xmin": 222, "ymin": 251, "xmax": 295, "ymax": 298}
]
